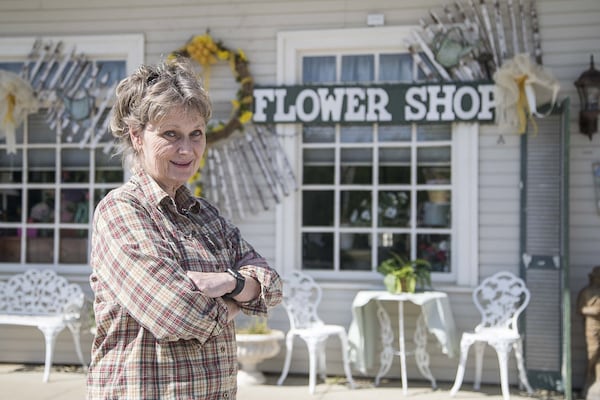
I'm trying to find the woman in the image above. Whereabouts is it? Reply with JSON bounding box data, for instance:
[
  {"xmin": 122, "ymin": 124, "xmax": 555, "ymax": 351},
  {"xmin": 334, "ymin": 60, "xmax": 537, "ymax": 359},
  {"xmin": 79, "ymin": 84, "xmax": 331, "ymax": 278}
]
[{"xmin": 87, "ymin": 58, "xmax": 282, "ymax": 399}]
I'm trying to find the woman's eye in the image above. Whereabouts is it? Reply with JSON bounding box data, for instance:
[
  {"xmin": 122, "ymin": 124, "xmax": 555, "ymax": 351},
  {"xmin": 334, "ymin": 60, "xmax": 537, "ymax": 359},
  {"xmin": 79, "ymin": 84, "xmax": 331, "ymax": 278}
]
[
  {"xmin": 191, "ymin": 130, "xmax": 204, "ymax": 139},
  {"xmin": 163, "ymin": 130, "xmax": 177, "ymax": 138}
]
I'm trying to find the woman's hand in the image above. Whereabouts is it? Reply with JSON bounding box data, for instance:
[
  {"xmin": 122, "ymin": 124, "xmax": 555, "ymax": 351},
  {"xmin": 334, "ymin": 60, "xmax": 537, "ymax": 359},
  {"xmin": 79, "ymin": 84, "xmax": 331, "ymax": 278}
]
[
  {"xmin": 186, "ymin": 271, "xmax": 235, "ymax": 298},
  {"xmin": 223, "ymin": 298, "xmax": 241, "ymax": 322}
]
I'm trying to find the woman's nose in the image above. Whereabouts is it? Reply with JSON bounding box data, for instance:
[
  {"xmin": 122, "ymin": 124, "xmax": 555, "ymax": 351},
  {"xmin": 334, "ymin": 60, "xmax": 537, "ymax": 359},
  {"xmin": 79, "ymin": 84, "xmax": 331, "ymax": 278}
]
[{"xmin": 178, "ymin": 138, "xmax": 193, "ymax": 153}]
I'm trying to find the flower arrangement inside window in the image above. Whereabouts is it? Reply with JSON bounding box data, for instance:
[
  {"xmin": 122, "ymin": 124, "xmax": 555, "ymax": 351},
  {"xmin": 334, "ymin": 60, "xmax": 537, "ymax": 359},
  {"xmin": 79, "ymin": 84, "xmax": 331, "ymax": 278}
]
[{"xmin": 418, "ymin": 240, "xmax": 449, "ymax": 272}]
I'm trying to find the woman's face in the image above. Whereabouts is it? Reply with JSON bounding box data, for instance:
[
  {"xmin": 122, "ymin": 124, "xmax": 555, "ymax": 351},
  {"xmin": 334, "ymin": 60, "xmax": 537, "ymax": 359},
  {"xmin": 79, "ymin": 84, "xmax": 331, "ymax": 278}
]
[{"xmin": 132, "ymin": 106, "xmax": 206, "ymax": 197}]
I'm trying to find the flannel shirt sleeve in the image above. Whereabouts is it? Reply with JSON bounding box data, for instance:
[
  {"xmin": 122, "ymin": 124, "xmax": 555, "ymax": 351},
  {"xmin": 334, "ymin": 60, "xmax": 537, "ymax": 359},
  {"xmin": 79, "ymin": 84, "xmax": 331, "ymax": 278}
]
[{"xmin": 220, "ymin": 214, "xmax": 283, "ymax": 315}]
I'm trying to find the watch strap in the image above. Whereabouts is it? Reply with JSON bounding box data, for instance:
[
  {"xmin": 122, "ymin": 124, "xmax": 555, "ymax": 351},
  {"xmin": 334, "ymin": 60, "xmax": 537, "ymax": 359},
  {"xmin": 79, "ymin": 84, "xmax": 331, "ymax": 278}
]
[{"xmin": 224, "ymin": 268, "xmax": 245, "ymax": 298}]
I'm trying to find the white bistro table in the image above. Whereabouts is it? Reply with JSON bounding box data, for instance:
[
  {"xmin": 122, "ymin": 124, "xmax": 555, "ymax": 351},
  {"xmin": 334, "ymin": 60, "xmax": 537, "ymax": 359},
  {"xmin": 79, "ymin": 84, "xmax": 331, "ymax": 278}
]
[{"xmin": 349, "ymin": 291, "xmax": 459, "ymax": 395}]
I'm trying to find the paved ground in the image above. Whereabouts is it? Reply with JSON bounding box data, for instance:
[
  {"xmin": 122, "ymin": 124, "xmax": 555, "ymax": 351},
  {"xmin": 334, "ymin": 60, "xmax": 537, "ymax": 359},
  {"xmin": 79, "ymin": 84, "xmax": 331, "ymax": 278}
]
[{"xmin": 0, "ymin": 363, "xmax": 573, "ymax": 400}]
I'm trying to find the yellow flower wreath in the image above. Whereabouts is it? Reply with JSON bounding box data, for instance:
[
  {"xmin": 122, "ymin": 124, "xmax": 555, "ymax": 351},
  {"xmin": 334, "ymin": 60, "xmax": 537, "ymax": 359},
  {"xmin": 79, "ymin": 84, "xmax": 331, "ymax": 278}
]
[{"xmin": 169, "ymin": 32, "xmax": 254, "ymax": 145}]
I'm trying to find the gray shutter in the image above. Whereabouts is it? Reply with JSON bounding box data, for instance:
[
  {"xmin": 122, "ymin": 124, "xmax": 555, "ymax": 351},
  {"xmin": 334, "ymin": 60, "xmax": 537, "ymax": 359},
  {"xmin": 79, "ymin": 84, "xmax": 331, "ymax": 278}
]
[{"xmin": 520, "ymin": 99, "xmax": 571, "ymax": 394}]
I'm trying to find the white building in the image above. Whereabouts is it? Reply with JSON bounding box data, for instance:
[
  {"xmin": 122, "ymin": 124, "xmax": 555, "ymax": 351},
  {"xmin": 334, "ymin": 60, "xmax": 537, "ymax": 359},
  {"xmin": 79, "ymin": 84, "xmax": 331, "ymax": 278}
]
[{"xmin": 0, "ymin": 0, "xmax": 598, "ymax": 396}]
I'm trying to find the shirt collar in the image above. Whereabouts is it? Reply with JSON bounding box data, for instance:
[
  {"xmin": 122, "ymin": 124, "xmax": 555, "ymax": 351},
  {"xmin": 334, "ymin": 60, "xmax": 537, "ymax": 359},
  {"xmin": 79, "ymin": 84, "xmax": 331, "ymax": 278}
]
[{"xmin": 130, "ymin": 167, "xmax": 199, "ymax": 214}]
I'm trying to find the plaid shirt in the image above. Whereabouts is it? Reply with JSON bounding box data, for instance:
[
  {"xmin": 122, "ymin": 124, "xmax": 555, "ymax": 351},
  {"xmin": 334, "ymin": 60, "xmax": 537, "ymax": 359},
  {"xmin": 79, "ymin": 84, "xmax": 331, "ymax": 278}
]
[{"xmin": 87, "ymin": 168, "xmax": 282, "ymax": 400}]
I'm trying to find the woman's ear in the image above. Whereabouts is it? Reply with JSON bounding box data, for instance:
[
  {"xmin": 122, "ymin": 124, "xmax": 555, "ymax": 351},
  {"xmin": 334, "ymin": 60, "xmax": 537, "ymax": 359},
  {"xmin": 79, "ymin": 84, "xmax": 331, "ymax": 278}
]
[{"xmin": 129, "ymin": 128, "xmax": 142, "ymax": 151}]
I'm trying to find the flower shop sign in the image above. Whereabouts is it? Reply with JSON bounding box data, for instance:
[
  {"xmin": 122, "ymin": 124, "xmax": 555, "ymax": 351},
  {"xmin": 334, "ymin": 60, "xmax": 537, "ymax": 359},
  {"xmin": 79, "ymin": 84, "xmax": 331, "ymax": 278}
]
[{"xmin": 253, "ymin": 82, "xmax": 495, "ymax": 124}]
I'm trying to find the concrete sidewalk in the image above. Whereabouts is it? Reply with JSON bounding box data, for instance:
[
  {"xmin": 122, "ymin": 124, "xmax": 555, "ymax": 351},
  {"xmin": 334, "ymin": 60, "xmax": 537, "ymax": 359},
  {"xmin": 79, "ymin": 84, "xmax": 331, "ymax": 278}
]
[{"xmin": 0, "ymin": 363, "xmax": 567, "ymax": 400}]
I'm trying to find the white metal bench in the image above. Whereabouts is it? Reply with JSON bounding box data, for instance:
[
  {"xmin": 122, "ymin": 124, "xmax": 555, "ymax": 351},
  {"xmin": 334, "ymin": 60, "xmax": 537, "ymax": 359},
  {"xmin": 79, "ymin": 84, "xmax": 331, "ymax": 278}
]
[{"xmin": 0, "ymin": 269, "xmax": 87, "ymax": 382}]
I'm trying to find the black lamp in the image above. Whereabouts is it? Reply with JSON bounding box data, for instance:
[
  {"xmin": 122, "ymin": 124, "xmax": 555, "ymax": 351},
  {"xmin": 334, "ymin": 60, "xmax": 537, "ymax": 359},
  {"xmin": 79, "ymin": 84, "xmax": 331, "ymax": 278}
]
[{"xmin": 574, "ymin": 55, "xmax": 600, "ymax": 140}]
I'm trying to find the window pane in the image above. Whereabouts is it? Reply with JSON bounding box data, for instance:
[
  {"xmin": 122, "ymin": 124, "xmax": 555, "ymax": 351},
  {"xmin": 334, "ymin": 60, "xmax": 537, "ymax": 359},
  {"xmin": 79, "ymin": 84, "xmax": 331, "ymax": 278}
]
[
  {"xmin": 28, "ymin": 148, "xmax": 55, "ymax": 167},
  {"xmin": 97, "ymin": 60, "xmax": 127, "ymax": 86},
  {"xmin": 379, "ymin": 124, "xmax": 411, "ymax": 142},
  {"xmin": 340, "ymin": 148, "xmax": 372, "ymax": 184},
  {"xmin": 421, "ymin": 199, "xmax": 451, "ymax": 227},
  {"xmin": 303, "ymin": 149, "xmax": 334, "ymax": 184},
  {"xmin": 0, "ymin": 189, "xmax": 21, "ymax": 222},
  {"xmin": 95, "ymin": 148, "xmax": 123, "ymax": 183},
  {"xmin": 27, "ymin": 232, "xmax": 54, "ymax": 263},
  {"xmin": 0, "ymin": 151, "xmax": 23, "ymax": 182},
  {"xmin": 303, "ymin": 232, "xmax": 333, "ymax": 270},
  {"xmin": 0, "ymin": 230, "xmax": 20, "ymax": 262},
  {"xmin": 377, "ymin": 232, "xmax": 410, "ymax": 265},
  {"xmin": 62, "ymin": 170, "xmax": 90, "ymax": 183},
  {"xmin": 61, "ymin": 189, "xmax": 89, "ymax": 223},
  {"xmin": 340, "ymin": 190, "xmax": 371, "ymax": 227},
  {"xmin": 378, "ymin": 190, "xmax": 410, "ymax": 227},
  {"xmin": 421, "ymin": 166, "xmax": 451, "ymax": 184},
  {"xmin": 303, "ymin": 56, "xmax": 336, "ymax": 83},
  {"xmin": 29, "ymin": 170, "xmax": 55, "ymax": 183},
  {"xmin": 341, "ymin": 54, "xmax": 374, "ymax": 82},
  {"xmin": 417, "ymin": 234, "xmax": 450, "ymax": 272},
  {"xmin": 304, "ymin": 165, "xmax": 334, "ymax": 185},
  {"xmin": 61, "ymin": 148, "xmax": 88, "ymax": 167},
  {"xmin": 27, "ymin": 113, "xmax": 55, "ymax": 144},
  {"xmin": 417, "ymin": 124, "xmax": 451, "ymax": 141},
  {"xmin": 60, "ymin": 229, "xmax": 88, "ymax": 264},
  {"xmin": 379, "ymin": 148, "xmax": 410, "ymax": 184},
  {"xmin": 302, "ymin": 125, "xmax": 335, "ymax": 143},
  {"xmin": 379, "ymin": 53, "xmax": 413, "ymax": 82},
  {"xmin": 28, "ymin": 189, "xmax": 54, "ymax": 222},
  {"xmin": 303, "ymin": 191, "xmax": 333, "ymax": 226},
  {"xmin": 28, "ymin": 148, "xmax": 55, "ymax": 184},
  {"xmin": 303, "ymin": 148, "xmax": 334, "ymax": 163},
  {"xmin": 418, "ymin": 146, "xmax": 451, "ymax": 163},
  {"xmin": 341, "ymin": 125, "xmax": 372, "ymax": 143},
  {"xmin": 340, "ymin": 233, "xmax": 371, "ymax": 271}
]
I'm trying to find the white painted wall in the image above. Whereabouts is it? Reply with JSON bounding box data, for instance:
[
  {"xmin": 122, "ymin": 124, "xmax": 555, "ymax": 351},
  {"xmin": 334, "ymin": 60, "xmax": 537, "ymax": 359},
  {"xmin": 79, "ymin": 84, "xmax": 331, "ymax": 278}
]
[{"xmin": 0, "ymin": 0, "xmax": 598, "ymax": 392}]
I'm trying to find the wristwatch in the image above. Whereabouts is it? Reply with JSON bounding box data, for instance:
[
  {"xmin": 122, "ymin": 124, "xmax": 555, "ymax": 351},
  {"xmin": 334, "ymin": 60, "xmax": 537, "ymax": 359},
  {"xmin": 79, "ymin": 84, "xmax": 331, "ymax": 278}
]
[{"xmin": 224, "ymin": 268, "xmax": 245, "ymax": 298}]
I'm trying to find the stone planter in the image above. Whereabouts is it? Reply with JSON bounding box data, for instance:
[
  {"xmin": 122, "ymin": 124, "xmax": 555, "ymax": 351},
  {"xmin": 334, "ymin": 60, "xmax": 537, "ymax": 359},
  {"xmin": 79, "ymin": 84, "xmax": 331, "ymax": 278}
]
[{"xmin": 235, "ymin": 329, "xmax": 284, "ymax": 386}]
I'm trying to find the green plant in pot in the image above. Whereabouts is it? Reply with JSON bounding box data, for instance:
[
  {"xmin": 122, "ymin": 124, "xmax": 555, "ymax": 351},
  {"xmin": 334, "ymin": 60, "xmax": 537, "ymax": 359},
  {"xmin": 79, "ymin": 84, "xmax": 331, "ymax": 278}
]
[
  {"xmin": 377, "ymin": 252, "xmax": 432, "ymax": 293},
  {"xmin": 236, "ymin": 316, "xmax": 272, "ymax": 334}
]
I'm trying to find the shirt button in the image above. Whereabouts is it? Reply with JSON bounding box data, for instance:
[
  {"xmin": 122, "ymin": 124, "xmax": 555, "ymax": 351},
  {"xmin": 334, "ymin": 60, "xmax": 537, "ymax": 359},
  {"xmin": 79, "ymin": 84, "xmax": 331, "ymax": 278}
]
[
  {"xmin": 223, "ymin": 393, "xmax": 229, "ymax": 398},
  {"xmin": 220, "ymin": 346, "xmax": 226, "ymax": 352}
]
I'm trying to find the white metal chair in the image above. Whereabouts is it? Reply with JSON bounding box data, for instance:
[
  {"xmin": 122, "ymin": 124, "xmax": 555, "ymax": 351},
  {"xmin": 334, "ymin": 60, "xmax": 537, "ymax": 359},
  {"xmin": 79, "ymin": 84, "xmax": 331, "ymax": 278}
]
[
  {"xmin": 449, "ymin": 271, "xmax": 534, "ymax": 400},
  {"xmin": 277, "ymin": 270, "xmax": 355, "ymax": 394}
]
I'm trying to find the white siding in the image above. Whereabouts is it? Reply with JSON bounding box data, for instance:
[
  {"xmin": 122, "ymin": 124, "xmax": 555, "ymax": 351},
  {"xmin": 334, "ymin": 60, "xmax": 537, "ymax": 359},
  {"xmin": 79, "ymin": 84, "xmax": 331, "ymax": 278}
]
[{"xmin": 0, "ymin": 0, "xmax": 598, "ymax": 390}]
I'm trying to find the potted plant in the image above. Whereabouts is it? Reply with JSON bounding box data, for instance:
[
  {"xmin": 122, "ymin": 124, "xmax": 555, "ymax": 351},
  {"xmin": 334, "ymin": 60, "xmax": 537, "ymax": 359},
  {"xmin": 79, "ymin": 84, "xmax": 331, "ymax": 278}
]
[
  {"xmin": 377, "ymin": 252, "xmax": 432, "ymax": 293},
  {"xmin": 235, "ymin": 316, "xmax": 284, "ymax": 385}
]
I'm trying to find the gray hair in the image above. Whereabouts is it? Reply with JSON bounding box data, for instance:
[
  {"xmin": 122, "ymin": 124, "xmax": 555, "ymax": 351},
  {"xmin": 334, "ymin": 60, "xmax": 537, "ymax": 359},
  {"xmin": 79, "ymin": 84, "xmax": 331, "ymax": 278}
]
[{"xmin": 109, "ymin": 57, "xmax": 212, "ymax": 164}]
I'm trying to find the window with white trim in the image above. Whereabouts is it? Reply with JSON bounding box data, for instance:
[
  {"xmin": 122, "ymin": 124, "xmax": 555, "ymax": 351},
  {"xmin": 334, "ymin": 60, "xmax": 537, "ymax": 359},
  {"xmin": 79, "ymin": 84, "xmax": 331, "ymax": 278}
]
[
  {"xmin": 277, "ymin": 27, "xmax": 478, "ymax": 285},
  {"xmin": 0, "ymin": 35, "xmax": 143, "ymax": 270}
]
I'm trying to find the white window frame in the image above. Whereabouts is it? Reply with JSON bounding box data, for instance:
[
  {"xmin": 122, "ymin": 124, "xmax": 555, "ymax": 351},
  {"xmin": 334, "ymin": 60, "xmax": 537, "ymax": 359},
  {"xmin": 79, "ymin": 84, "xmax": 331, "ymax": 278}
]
[
  {"xmin": 0, "ymin": 34, "xmax": 144, "ymax": 275},
  {"xmin": 275, "ymin": 27, "xmax": 478, "ymax": 286}
]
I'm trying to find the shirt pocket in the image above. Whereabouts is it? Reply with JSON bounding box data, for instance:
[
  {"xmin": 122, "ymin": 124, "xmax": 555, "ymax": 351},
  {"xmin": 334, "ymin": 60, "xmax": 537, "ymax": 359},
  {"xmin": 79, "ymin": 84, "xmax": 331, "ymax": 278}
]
[{"xmin": 170, "ymin": 229, "xmax": 233, "ymax": 272}]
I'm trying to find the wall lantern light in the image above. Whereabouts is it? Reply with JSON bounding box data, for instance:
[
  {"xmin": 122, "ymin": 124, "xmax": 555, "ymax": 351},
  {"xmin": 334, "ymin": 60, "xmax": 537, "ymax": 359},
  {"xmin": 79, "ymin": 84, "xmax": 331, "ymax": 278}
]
[{"xmin": 574, "ymin": 55, "xmax": 600, "ymax": 140}]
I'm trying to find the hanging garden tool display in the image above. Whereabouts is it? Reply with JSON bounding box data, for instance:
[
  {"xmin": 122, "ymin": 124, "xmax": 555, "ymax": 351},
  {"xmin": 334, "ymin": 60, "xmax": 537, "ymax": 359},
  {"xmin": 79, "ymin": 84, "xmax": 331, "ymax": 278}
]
[
  {"xmin": 0, "ymin": 39, "xmax": 117, "ymax": 151},
  {"xmin": 171, "ymin": 32, "xmax": 298, "ymax": 220},
  {"xmin": 408, "ymin": 0, "xmax": 560, "ymax": 135}
]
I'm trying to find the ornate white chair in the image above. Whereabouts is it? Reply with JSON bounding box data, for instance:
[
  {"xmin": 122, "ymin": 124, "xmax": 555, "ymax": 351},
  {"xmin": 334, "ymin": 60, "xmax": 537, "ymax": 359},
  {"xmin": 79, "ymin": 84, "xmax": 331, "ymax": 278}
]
[
  {"xmin": 449, "ymin": 271, "xmax": 534, "ymax": 400},
  {"xmin": 277, "ymin": 270, "xmax": 355, "ymax": 394}
]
